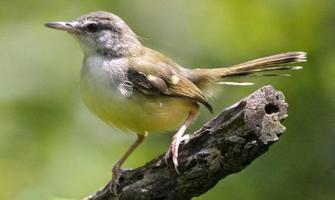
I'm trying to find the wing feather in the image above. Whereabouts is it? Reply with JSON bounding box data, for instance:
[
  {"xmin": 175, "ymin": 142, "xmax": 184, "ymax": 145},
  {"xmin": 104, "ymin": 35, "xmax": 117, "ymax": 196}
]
[{"xmin": 127, "ymin": 68, "xmax": 213, "ymax": 113}]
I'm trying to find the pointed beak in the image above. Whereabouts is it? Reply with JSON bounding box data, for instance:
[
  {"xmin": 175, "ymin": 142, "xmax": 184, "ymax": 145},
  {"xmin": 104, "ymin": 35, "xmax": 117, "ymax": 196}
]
[{"xmin": 44, "ymin": 22, "xmax": 79, "ymax": 33}]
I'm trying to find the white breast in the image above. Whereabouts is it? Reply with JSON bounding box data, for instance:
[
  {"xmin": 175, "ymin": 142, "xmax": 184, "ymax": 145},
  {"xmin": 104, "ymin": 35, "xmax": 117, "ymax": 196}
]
[{"xmin": 80, "ymin": 55, "xmax": 130, "ymax": 123}]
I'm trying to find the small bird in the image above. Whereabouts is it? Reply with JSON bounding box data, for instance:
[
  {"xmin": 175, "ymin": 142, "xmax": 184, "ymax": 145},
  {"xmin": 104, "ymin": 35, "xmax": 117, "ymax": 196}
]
[{"xmin": 45, "ymin": 11, "xmax": 306, "ymax": 188}]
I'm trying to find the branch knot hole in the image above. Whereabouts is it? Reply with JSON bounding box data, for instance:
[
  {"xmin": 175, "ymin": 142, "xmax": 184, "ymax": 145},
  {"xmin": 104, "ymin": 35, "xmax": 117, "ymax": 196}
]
[{"xmin": 265, "ymin": 103, "xmax": 279, "ymax": 114}]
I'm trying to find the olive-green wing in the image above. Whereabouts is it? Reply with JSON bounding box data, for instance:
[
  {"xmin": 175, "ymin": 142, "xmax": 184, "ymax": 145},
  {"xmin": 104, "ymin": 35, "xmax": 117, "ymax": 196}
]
[{"xmin": 127, "ymin": 68, "xmax": 213, "ymax": 113}]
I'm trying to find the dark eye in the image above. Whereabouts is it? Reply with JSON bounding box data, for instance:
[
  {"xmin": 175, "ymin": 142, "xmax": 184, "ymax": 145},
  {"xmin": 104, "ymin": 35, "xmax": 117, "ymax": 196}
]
[{"xmin": 86, "ymin": 23, "xmax": 98, "ymax": 32}]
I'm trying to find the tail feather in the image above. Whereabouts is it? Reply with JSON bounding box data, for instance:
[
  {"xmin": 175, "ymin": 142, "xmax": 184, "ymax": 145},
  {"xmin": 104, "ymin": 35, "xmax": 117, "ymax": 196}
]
[
  {"xmin": 227, "ymin": 65, "xmax": 303, "ymax": 76},
  {"xmin": 191, "ymin": 52, "xmax": 307, "ymax": 83},
  {"xmin": 217, "ymin": 81, "xmax": 255, "ymax": 86},
  {"xmin": 247, "ymin": 73, "xmax": 292, "ymax": 77}
]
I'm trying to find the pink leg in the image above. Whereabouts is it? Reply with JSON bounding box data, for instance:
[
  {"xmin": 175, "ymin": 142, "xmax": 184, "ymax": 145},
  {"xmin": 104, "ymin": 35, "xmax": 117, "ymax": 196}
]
[
  {"xmin": 165, "ymin": 105, "xmax": 199, "ymax": 173},
  {"xmin": 111, "ymin": 132, "xmax": 147, "ymax": 193}
]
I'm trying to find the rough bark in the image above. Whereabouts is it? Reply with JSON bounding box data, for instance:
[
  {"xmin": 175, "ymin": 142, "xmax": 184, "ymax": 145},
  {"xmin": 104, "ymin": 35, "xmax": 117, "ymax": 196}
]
[{"xmin": 85, "ymin": 85, "xmax": 288, "ymax": 200}]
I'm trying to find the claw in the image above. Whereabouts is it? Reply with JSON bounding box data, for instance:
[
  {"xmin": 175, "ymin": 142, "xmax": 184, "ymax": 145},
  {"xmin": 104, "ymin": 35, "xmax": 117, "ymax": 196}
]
[
  {"xmin": 164, "ymin": 147, "xmax": 171, "ymax": 165},
  {"xmin": 109, "ymin": 180, "xmax": 120, "ymax": 195},
  {"xmin": 165, "ymin": 134, "xmax": 193, "ymax": 172},
  {"xmin": 165, "ymin": 106, "xmax": 198, "ymax": 174},
  {"xmin": 171, "ymin": 134, "xmax": 182, "ymax": 174},
  {"xmin": 165, "ymin": 125, "xmax": 187, "ymax": 174},
  {"xmin": 109, "ymin": 165, "xmax": 123, "ymax": 194}
]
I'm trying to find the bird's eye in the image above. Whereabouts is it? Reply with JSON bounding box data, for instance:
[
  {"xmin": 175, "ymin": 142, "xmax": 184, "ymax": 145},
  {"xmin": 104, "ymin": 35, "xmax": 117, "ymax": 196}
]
[{"xmin": 86, "ymin": 23, "xmax": 98, "ymax": 32}]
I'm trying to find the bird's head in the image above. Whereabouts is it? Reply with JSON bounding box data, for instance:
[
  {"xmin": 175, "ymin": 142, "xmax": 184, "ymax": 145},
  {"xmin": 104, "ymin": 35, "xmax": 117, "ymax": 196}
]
[{"xmin": 45, "ymin": 11, "xmax": 142, "ymax": 57}]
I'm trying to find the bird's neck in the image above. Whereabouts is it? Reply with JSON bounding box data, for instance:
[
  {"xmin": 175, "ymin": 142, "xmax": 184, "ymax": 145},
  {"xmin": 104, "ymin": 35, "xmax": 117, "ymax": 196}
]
[
  {"xmin": 81, "ymin": 33, "xmax": 143, "ymax": 58},
  {"xmin": 97, "ymin": 42, "xmax": 142, "ymax": 58}
]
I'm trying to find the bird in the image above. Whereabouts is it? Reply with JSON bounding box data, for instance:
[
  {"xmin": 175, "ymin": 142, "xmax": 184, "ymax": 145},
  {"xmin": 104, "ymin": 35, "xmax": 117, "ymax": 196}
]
[{"xmin": 45, "ymin": 11, "xmax": 306, "ymax": 190}]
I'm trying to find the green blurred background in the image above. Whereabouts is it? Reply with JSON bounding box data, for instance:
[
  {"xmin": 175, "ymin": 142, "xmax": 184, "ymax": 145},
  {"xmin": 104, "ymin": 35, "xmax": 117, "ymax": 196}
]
[{"xmin": 1, "ymin": 0, "xmax": 334, "ymax": 199}]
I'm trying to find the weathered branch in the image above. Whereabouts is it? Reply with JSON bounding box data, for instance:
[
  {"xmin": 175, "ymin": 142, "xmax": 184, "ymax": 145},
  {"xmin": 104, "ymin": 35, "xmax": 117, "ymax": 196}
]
[{"xmin": 85, "ymin": 85, "xmax": 288, "ymax": 200}]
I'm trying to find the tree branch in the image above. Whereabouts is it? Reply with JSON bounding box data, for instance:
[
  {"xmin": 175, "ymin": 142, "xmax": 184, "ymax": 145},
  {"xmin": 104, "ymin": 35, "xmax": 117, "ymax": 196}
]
[{"xmin": 85, "ymin": 85, "xmax": 288, "ymax": 200}]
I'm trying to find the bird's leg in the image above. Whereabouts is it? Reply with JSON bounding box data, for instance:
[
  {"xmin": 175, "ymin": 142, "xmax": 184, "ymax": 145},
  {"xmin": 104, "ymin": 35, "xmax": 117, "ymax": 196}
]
[
  {"xmin": 110, "ymin": 132, "xmax": 147, "ymax": 194},
  {"xmin": 165, "ymin": 105, "xmax": 199, "ymax": 173}
]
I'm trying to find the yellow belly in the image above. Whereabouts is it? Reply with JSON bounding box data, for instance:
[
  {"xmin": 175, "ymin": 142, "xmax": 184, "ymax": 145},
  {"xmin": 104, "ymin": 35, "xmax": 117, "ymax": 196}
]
[{"xmin": 81, "ymin": 83, "xmax": 194, "ymax": 133}]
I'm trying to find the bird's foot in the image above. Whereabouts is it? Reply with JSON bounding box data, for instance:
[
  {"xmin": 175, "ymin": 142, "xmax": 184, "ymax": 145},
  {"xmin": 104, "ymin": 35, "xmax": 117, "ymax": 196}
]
[
  {"xmin": 164, "ymin": 134, "xmax": 191, "ymax": 174},
  {"xmin": 164, "ymin": 139, "xmax": 180, "ymax": 174},
  {"xmin": 109, "ymin": 166, "xmax": 123, "ymax": 194}
]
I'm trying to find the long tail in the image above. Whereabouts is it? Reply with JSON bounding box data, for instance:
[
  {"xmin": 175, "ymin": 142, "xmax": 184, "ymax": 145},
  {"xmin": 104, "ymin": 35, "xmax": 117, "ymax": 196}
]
[{"xmin": 190, "ymin": 52, "xmax": 307, "ymax": 84}]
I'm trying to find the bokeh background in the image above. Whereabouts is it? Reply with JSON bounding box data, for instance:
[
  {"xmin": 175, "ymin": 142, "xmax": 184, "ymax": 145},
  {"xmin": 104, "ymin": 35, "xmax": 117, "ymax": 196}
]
[{"xmin": 1, "ymin": 0, "xmax": 334, "ymax": 199}]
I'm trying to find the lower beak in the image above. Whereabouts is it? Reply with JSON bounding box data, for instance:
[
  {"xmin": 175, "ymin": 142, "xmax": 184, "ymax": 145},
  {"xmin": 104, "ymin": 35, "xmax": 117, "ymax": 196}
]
[{"xmin": 45, "ymin": 22, "xmax": 78, "ymax": 33}]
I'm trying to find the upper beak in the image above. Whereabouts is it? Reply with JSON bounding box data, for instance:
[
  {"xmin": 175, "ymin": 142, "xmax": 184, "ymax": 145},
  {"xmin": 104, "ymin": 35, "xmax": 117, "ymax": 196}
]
[{"xmin": 44, "ymin": 22, "xmax": 78, "ymax": 33}]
